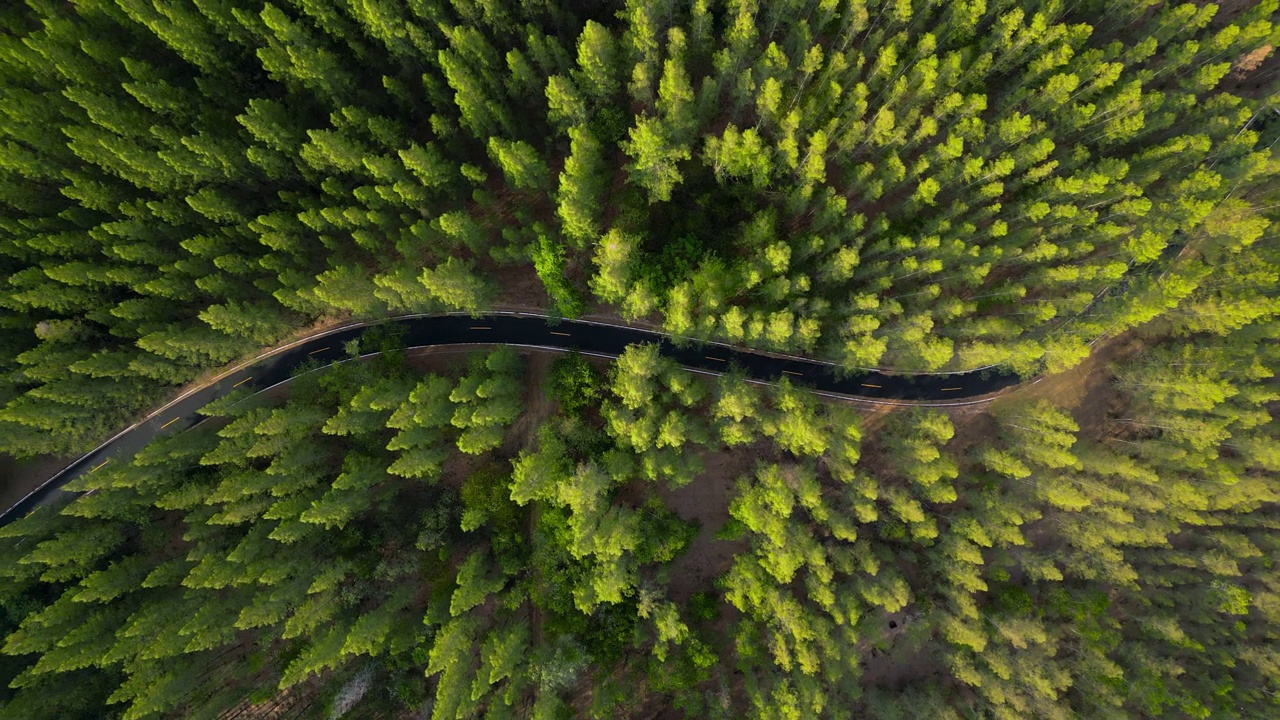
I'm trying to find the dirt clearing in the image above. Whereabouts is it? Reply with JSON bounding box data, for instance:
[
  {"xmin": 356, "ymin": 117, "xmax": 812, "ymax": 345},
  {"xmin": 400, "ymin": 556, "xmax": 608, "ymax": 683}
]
[
  {"xmin": 658, "ymin": 443, "xmax": 760, "ymax": 603},
  {"xmin": 991, "ymin": 332, "xmax": 1147, "ymax": 440}
]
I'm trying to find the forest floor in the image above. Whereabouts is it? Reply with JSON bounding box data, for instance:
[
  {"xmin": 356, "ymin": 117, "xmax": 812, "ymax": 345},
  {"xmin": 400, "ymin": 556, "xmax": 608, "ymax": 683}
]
[
  {"xmin": 940, "ymin": 329, "xmax": 1146, "ymax": 450},
  {"xmin": 502, "ymin": 350, "xmax": 557, "ymax": 454},
  {"xmin": 658, "ymin": 443, "xmax": 757, "ymax": 603},
  {"xmin": 858, "ymin": 621, "xmax": 944, "ymax": 691},
  {"xmin": 998, "ymin": 331, "xmax": 1146, "ymax": 439}
]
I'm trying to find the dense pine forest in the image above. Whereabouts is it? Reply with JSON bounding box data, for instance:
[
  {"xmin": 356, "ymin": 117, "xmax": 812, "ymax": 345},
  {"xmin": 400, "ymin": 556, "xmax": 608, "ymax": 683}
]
[
  {"xmin": 0, "ymin": 0, "xmax": 1277, "ymax": 718},
  {"xmin": 2, "ymin": 304, "xmax": 1278, "ymax": 718},
  {"xmin": 1, "ymin": 0, "xmax": 1275, "ymax": 456}
]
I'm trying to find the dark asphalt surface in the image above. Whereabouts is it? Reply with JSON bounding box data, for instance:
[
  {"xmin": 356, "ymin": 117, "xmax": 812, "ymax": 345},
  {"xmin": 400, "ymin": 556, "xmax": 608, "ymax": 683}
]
[{"xmin": 0, "ymin": 313, "xmax": 1019, "ymax": 526}]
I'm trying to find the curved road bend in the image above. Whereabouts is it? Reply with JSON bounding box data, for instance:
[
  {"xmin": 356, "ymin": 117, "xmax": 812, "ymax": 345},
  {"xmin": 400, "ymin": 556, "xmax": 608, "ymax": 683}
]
[{"xmin": 0, "ymin": 313, "xmax": 1020, "ymax": 526}]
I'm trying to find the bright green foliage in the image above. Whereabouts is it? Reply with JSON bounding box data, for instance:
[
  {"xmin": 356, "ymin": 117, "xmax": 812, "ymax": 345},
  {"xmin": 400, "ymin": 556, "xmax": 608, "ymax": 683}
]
[
  {"xmin": 762, "ymin": 379, "xmax": 830, "ymax": 457},
  {"xmin": 0, "ymin": 0, "xmax": 1278, "ymax": 717},
  {"xmin": 574, "ymin": 21, "xmax": 620, "ymax": 102},
  {"xmin": 586, "ymin": 230, "xmax": 629, "ymax": 303},
  {"xmin": 556, "ymin": 126, "xmax": 608, "ymax": 247},
  {"xmin": 546, "ymin": 351, "xmax": 602, "ymax": 416},
  {"xmin": 601, "ymin": 344, "xmax": 710, "ymax": 485},
  {"xmin": 419, "ymin": 258, "xmax": 496, "ymax": 315},
  {"xmin": 449, "ymin": 348, "xmax": 524, "ymax": 456},
  {"xmin": 488, "ymin": 138, "xmax": 550, "ymax": 191},
  {"xmin": 704, "ymin": 125, "xmax": 772, "ymax": 188},
  {"xmin": 386, "ymin": 374, "xmax": 454, "ymax": 481},
  {"xmin": 530, "ymin": 226, "xmax": 586, "ymax": 317},
  {"xmin": 711, "ymin": 372, "xmax": 764, "ymax": 446},
  {"xmin": 884, "ymin": 409, "xmax": 959, "ymax": 503},
  {"xmin": 622, "ymin": 117, "xmax": 691, "ymax": 203},
  {"xmin": 450, "ymin": 550, "xmax": 506, "ymax": 616}
]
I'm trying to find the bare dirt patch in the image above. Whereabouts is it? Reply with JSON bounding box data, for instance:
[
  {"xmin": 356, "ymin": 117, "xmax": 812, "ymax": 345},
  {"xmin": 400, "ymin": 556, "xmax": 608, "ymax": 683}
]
[
  {"xmin": 858, "ymin": 630, "xmax": 944, "ymax": 691},
  {"xmin": 505, "ymin": 351, "xmax": 556, "ymax": 455},
  {"xmin": 491, "ymin": 264, "xmax": 552, "ymax": 310},
  {"xmin": 940, "ymin": 404, "xmax": 998, "ymax": 462},
  {"xmin": 658, "ymin": 443, "xmax": 760, "ymax": 603},
  {"xmin": 939, "ymin": 331, "xmax": 1150, "ymax": 454},
  {"xmin": 216, "ymin": 681, "xmax": 318, "ymax": 719},
  {"xmin": 992, "ymin": 332, "xmax": 1147, "ymax": 441},
  {"xmin": 844, "ymin": 398, "xmax": 904, "ymax": 431}
]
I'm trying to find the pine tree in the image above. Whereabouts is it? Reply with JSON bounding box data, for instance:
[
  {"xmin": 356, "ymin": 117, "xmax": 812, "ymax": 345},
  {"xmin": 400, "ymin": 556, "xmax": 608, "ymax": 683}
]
[
  {"xmin": 419, "ymin": 257, "xmax": 496, "ymax": 314},
  {"xmin": 556, "ymin": 125, "xmax": 608, "ymax": 247},
  {"xmin": 451, "ymin": 549, "xmax": 506, "ymax": 617},
  {"xmin": 488, "ymin": 137, "xmax": 550, "ymax": 191},
  {"xmin": 622, "ymin": 117, "xmax": 690, "ymax": 203},
  {"xmin": 575, "ymin": 20, "xmax": 620, "ymax": 102}
]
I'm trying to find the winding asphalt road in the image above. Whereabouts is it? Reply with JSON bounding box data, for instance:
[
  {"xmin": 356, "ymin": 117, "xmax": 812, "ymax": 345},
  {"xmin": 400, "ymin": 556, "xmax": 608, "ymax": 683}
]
[{"xmin": 0, "ymin": 312, "xmax": 1019, "ymax": 526}]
